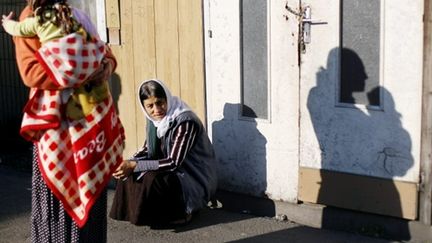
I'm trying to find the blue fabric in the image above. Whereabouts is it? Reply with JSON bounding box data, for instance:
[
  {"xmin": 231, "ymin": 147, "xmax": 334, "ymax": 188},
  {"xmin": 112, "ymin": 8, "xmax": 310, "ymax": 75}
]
[{"xmin": 162, "ymin": 111, "xmax": 218, "ymax": 213}]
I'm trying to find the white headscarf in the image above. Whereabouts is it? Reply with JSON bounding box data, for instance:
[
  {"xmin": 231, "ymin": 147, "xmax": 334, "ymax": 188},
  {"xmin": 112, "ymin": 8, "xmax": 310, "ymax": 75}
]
[{"xmin": 138, "ymin": 79, "xmax": 191, "ymax": 138}]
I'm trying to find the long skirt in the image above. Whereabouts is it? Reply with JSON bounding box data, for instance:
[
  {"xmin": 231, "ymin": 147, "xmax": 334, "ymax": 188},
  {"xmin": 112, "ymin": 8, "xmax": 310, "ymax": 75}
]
[
  {"xmin": 109, "ymin": 171, "xmax": 185, "ymax": 226},
  {"xmin": 30, "ymin": 145, "xmax": 107, "ymax": 243}
]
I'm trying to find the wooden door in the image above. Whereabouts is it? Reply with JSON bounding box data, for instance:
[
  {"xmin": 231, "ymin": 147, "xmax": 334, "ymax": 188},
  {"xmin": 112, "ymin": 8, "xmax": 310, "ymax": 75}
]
[{"xmin": 105, "ymin": 0, "xmax": 206, "ymax": 156}]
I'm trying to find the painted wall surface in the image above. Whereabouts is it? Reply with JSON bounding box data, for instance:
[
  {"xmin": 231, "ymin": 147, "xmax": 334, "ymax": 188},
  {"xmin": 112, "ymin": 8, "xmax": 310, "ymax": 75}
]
[
  {"xmin": 69, "ymin": 0, "xmax": 97, "ymax": 24},
  {"xmin": 299, "ymin": 1, "xmax": 423, "ymax": 183},
  {"xmin": 206, "ymin": 0, "xmax": 423, "ymax": 207},
  {"xmin": 68, "ymin": 0, "xmax": 107, "ymax": 41}
]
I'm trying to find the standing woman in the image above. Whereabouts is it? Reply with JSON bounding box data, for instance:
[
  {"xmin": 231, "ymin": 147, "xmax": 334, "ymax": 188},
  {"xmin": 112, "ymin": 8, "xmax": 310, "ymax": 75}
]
[
  {"xmin": 110, "ymin": 79, "xmax": 218, "ymax": 226},
  {"xmin": 7, "ymin": 1, "xmax": 124, "ymax": 242}
]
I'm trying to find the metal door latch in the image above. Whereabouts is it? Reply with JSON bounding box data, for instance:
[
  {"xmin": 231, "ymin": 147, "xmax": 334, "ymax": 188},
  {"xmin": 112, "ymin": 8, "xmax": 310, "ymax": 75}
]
[
  {"xmin": 302, "ymin": 6, "xmax": 326, "ymax": 44},
  {"xmin": 284, "ymin": 3, "xmax": 327, "ymax": 53},
  {"xmin": 301, "ymin": 6, "xmax": 327, "ymax": 52}
]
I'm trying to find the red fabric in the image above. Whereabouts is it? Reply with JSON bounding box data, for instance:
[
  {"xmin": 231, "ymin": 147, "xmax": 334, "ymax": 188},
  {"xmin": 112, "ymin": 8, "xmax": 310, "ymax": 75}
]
[
  {"xmin": 20, "ymin": 33, "xmax": 106, "ymax": 141},
  {"xmin": 20, "ymin": 89, "xmax": 62, "ymax": 141},
  {"xmin": 34, "ymin": 96, "xmax": 124, "ymax": 228},
  {"xmin": 13, "ymin": 6, "xmax": 123, "ymax": 228},
  {"xmin": 35, "ymin": 33, "xmax": 105, "ymax": 87},
  {"xmin": 20, "ymin": 78, "xmax": 125, "ymax": 228},
  {"xmin": 18, "ymin": 32, "xmax": 123, "ymax": 228}
]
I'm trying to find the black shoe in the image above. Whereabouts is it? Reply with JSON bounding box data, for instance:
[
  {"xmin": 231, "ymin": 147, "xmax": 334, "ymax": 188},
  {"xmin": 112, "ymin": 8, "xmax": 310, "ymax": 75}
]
[{"xmin": 168, "ymin": 213, "xmax": 192, "ymax": 226}]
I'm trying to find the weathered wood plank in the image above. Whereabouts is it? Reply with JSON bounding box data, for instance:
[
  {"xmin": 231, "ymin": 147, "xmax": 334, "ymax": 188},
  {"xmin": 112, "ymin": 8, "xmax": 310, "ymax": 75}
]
[
  {"xmin": 178, "ymin": 0, "xmax": 206, "ymax": 123},
  {"xmin": 105, "ymin": 0, "xmax": 120, "ymax": 28},
  {"xmin": 420, "ymin": 0, "xmax": 432, "ymax": 226},
  {"xmin": 132, "ymin": 0, "xmax": 156, "ymax": 147},
  {"xmin": 110, "ymin": 0, "xmax": 137, "ymax": 156},
  {"xmin": 299, "ymin": 167, "xmax": 418, "ymax": 220},
  {"xmin": 154, "ymin": 0, "xmax": 181, "ymax": 95}
]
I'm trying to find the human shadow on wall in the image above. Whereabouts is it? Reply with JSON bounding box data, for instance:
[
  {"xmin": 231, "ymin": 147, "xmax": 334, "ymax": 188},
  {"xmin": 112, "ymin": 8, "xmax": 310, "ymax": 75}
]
[
  {"xmin": 107, "ymin": 72, "xmax": 122, "ymax": 190},
  {"xmin": 307, "ymin": 48, "xmax": 412, "ymax": 241},
  {"xmin": 173, "ymin": 103, "xmax": 272, "ymax": 233},
  {"xmin": 109, "ymin": 72, "xmax": 122, "ymax": 114},
  {"xmin": 211, "ymin": 103, "xmax": 274, "ymax": 216}
]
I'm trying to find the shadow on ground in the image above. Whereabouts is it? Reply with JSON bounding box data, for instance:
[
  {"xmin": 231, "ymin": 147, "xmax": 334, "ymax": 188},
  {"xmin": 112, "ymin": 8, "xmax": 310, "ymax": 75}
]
[{"xmin": 0, "ymin": 165, "xmax": 394, "ymax": 243}]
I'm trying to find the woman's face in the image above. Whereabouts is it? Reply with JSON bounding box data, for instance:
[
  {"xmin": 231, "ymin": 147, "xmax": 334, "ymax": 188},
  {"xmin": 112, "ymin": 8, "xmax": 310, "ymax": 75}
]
[{"xmin": 143, "ymin": 96, "xmax": 167, "ymax": 121}]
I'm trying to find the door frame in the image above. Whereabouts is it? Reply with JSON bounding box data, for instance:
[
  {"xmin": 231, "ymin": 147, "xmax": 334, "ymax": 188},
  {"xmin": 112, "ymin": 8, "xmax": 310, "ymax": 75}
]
[{"xmin": 420, "ymin": 0, "xmax": 432, "ymax": 226}]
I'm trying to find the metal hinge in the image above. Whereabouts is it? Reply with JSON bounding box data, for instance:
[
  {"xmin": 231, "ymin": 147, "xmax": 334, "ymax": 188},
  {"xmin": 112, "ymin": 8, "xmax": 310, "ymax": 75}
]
[{"xmin": 418, "ymin": 171, "xmax": 425, "ymax": 192}]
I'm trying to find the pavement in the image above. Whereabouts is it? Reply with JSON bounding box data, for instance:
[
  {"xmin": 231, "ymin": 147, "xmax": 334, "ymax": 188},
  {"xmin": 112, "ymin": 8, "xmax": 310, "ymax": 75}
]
[{"xmin": 0, "ymin": 165, "xmax": 404, "ymax": 243}]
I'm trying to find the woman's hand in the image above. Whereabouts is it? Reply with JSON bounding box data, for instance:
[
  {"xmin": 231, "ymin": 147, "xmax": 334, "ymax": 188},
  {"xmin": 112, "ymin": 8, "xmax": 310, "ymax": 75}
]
[
  {"xmin": 87, "ymin": 57, "xmax": 113, "ymax": 84},
  {"xmin": 113, "ymin": 160, "xmax": 137, "ymax": 180}
]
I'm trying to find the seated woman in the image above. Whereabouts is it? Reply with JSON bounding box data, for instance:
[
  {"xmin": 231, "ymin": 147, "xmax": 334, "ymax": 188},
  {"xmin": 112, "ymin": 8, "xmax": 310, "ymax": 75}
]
[{"xmin": 109, "ymin": 79, "xmax": 218, "ymax": 226}]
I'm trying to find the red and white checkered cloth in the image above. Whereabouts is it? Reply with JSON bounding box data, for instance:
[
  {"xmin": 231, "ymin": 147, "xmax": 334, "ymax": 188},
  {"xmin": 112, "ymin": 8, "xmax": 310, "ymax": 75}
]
[
  {"xmin": 20, "ymin": 33, "xmax": 125, "ymax": 228},
  {"xmin": 35, "ymin": 97, "xmax": 124, "ymax": 228},
  {"xmin": 21, "ymin": 32, "xmax": 106, "ymax": 141},
  {"xmin": 35, "ymin": 32, "xmax": 105, "ymax": 88}
]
